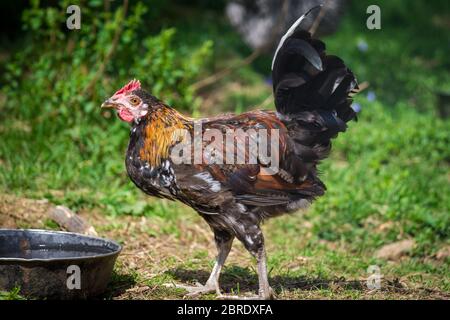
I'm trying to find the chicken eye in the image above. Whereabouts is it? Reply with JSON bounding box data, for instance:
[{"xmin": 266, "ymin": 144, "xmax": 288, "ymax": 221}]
[{"xmin": 129, "ymin": 97, "xmax": 140, "ymax": 106}]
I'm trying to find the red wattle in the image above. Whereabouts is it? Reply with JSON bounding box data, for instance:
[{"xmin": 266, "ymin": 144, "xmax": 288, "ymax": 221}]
[{"xmin": 118, "ymin": 108, "xmax": 134, "ymax": 123}]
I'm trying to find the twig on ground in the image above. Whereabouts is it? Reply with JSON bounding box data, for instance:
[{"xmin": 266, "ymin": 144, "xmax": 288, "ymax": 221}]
[{"xmin": 49, "ymin": 205, "xmax": 98, "ymax": 236}]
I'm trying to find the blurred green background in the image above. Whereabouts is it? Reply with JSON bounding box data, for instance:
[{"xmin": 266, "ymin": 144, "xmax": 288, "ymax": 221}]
[{"xmin": 0, "ymin": 0, "xmax": 449, "ymax": 298}]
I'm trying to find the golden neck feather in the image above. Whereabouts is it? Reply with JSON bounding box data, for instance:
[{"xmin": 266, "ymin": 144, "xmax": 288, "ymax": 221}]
[{"xmin": 139, "ymin": 106, "xmax": 191, "ymax": 166}]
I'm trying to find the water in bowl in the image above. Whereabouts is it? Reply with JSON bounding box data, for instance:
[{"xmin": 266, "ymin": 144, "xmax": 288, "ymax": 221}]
[{"xmin": 1, "ymin": 244, "xmax": 112, "ymax": 259}]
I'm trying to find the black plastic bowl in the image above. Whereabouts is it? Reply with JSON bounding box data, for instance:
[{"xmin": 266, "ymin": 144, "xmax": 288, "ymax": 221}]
[{"xmin": 0, "ymin": 229, "xmax": 122, "ymax": 299}]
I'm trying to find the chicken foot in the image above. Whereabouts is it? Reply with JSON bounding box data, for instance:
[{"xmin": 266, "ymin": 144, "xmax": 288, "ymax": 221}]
[
  {"xmin": 218, "ymin": 245, "xmax": 275, "ymax": 300},
  {"xmin": 167, "ymin": 231, "xmax": 233, "ymax": 297}
]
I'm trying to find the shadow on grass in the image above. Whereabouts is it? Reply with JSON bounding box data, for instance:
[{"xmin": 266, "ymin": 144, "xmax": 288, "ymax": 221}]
[
  {"xmin": 101, "ymin": 271, "xmax": 137, "ymax": 299},
  {"xmin": 166, "ymin": 266, "xmax": 368, "ymax": 294}
]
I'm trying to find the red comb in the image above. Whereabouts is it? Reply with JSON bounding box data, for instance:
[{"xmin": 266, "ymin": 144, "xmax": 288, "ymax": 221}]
[{"xmin": 114, "ymin": 79, "xmax": 141, "ymax": 96}]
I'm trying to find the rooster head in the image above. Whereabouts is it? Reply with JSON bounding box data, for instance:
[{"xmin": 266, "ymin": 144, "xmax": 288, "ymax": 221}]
[{"xmin": 101, "ymin": 79, "xmax": 158, "ymax": 123}]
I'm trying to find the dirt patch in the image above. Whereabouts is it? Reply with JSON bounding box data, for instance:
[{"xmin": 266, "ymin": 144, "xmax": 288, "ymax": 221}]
[
  {"xmin": 435, "ymin": 245, "xmax": 450, "ymax": 261},
  {"xmin": 1, "ymin": 194, "xmax": 449, "ymax": 300},
  {"xmin": 375, "ymin": 239, "xmax": 416, "ymax": 261},
  {"xmin": 0, "ymin": 194, "xmax": 52, "ymax": 229}
]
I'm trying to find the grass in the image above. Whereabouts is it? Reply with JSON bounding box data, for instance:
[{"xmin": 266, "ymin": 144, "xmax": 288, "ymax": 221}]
[
  {"xmin": 0, "ymin": 287, "xmax": 25, "ymax": 300},
  {"xmin": 0, "ymin": 0, "xmax": 449, "ymax": 299},
  {"xmin": 0, "ymin": 193, "xmax": 448, "ymax": 300}
]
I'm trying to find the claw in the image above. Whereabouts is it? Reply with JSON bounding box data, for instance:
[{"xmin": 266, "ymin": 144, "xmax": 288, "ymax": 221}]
[
  {"xmin": 218, "ymin": 287, "xmax": 275, "ymax": 300},
  {"xmin": 218, "ymin": 294, "xmax": 258, "ymax": 300},
  {"xmin": 164, "ymin": 282, "xmax": 217, "ymax": 297}
]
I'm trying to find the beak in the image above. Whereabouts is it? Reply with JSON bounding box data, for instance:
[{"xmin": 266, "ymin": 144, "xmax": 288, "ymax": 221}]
[{"xmin": 101, "ymin": 99, "xmax": 117, "ymax": 109}]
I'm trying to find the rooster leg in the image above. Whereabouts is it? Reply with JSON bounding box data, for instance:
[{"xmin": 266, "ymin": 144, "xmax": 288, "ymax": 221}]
[
  {"xmin": 168, "ymin": 230, "xmax": 234, "ymax": 297},
  {"xmin": 255, "ymin": 245, "xmax": 274, "ymax": 299},
  {"xmin": 204, "ymin": 231, "xmax": 234, "ymax": 294},
  {"xmin": 219, "ymin": 227, "xmax": 275, "ymax": 300}
]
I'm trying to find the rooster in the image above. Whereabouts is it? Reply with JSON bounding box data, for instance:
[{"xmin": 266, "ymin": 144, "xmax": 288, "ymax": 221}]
[{"xmin": 101, "ymin": 9, "xmax": 358, "ymax": 299}]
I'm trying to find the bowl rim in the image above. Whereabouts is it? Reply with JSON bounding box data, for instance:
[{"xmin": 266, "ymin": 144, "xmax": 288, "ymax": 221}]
[{"xmin": 0, "ymin": 228, "xmax": 122, "ymax": 263}]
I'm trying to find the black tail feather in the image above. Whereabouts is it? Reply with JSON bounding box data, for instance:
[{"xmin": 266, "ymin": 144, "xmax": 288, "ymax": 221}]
[
  {"xmin": 272, "ymin": 28, "xmax": 358, "ymax": 134},
  {"xmin": 272, "ymin": 18, "xmax": 358, "ymax": 174}
]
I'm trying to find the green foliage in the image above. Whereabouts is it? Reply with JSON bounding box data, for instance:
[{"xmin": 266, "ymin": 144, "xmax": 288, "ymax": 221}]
[
  {"xmin": 4, "ymin": 0, "xmax": 212, "ymax": 119},
  {"xmin": 0, "ymin": 0, "xmax": 212, "ymax": 213},
  {"xmin": 310, "ymin": 97, "xmax": 450, "ymax": 248},
  {"xmin": 325, "ymin": 0, "xmax": 450, "ymax": 110},
  {"xmin": 308, "ymin": 0, "xmax": 450, "ymax": 250},
  {"xmin": 0, "ymin": 287, "xmax": 25, "ymax": 300}
]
